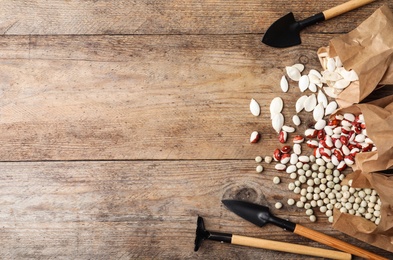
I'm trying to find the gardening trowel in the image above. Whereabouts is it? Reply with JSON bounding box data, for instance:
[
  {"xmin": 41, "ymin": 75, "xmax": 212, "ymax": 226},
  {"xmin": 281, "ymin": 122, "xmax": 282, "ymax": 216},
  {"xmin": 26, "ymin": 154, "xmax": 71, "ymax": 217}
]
[
  {"xmin": 222, "ymin": 199, "xmax": 388, "ymax": 260},
  {"xmin": 262, "ymin": 0, "xmax": 376, "ymax": 48}
]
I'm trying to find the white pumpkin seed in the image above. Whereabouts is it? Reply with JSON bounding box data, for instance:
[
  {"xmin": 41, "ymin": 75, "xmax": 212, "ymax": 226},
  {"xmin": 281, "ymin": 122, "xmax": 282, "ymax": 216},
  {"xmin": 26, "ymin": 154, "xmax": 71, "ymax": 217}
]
[
  {"xmin": 327, "ymin": 58, "xmax": 336, "ymax": 72},
  {"xmin": 339, "ymin": 68, "xmax": 358, "ymax": 81},
  {"xmin": 313, "ymin": 103, "xmax": 324, "ymax": 121},
  {"xmin": 325, "ymin": 101, "xmax": 337, "ymax": 116},
  {"xmin": 280, "ymin": 75, "xmax": 289, "ymax": 92},
  {"xmin": 270, "ymin": 97, "xmax": 283, "ymax": 115},
  {"xmin": 292, "ymin": 115, "xmax": 301, "ymax": 126},
  {"xmin": 292, "ymin": 63, "xmax": 305, "ymax": 73},
  {"xmin": 250, "ymin": 98, "xmax": 260, "ymax": 116},
  {"xmin": 296, "ymin": 95, "xmax": 308, "ymax": 113},
  {"xmin": 299, "ymin": 75, "xmax": 309, "ymax": 92},
  {"xmin": 335, "ymin": 56, "xmax": 343, "ymax": 67},
  {"xmin": 309, "ymin": 69, "xmax": 322, "ymax": 79},
  {"xmin": 272, "ymin": 113, "xmax": 284, "ymax": 133},
  {"xmin": 308, "ymin": 82, "xmax": 317, "ymax": 92},
  {"xmin": 317, "ymin": 89, "xmax": 328, "ymax": 108},
  {"xmin": 334, "ymin": 78, "xmax": 350, "ymax": 89},
  {"xmin": 322, "ymin": 71, "xmax": 342, "ymax": 82},
  {"xmin": 304, "ymin": 94, "xmax": 317, "ymax": 112},
  {"xmin": 308, "ymin": 73, "xmax": 321, "ymax": 85},
  {"xmin": 323, "ymin": 86, "xmax": 338, "ymax": 98},
  {"xmin": 286, "ymin": 66, "xmax": 301, "ymax": 81}
]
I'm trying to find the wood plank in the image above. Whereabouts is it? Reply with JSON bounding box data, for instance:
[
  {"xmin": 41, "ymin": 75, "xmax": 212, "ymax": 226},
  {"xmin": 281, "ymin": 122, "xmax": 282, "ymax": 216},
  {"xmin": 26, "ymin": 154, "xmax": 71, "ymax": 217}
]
[
  {"xmin": 0, "ymin": 0, "xmax": 388, "ymax": 35},
  {"xmin": 0, "ymin": 34, "xmax": 331, "ymax": 161},
  {"xmin": 0, "ymin": 34, "xmax": 391, "ymax": 161},
  {"xmin": 0, "ymin": 160, "xmax": 390, "ymax": 259}
]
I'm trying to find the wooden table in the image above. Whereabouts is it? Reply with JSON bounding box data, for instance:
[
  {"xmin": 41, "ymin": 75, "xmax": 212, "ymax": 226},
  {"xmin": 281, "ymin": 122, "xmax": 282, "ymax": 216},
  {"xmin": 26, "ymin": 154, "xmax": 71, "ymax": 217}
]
[{"xmin": 0, "ymin": 1, "xmax": 392, "ymax": 259}]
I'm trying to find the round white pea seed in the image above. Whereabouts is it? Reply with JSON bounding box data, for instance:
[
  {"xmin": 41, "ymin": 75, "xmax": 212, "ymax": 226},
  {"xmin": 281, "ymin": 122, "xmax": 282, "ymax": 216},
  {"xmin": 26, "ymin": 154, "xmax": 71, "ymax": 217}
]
[
  {"xmin": 358, "ymin": 190, "xmax": 365, "ymax": 198},
  {"xmin": 365, "ymin": 188, "xmax": 372, "ymax": 195},
  {"xmin": 256, "ymin": 165, "xmax": 264, "ymax": 173},
  {"xmin": 340, "ymin": 207, "xmax": 348, "ymax": 213},
  {"xmin": 288, "ymin": 183, "xmax": 295, "ymax": 191},
  {"xmin": 287, "ymin": 198, "xmax": 295, "ymax": 205},
  {"xmin": 306, "ymin": 193, "xmax": 313, "ymax": 200},
  {"xmin": 360, "ymin": 201, "xmax": 367, "ymax": 208},
  {"xmin": 289, "ymin": 172, "xmax": 297, "ymax": 179},
  {"xmin": 310, "ymin": 200, "xmax": 317, "ymax": 207},
  {"xmin": 275, "ymin": 202, "xmax": 283, "ymax": 209},
  {"xmin": 307, "ymin": 186, "xmax": 314, "ymax": 193},
  {"xmin": 299, "ymin": 175, "xmax": 306, "ymax": 183},
  {"xmin": 375, "ymin": 217, "xmax": 381, "ymax": 225},
  {"xmin": 294, "ymin": 187, "xmax": 301, "ymax": 194},
  {"xmin": 348, "ymin": 209, "xmax": 355, "ymax": 215},
  {"xmin": 255, "ymin": 156, "xmax": 263, "ymax": 163},
  {"xmin": 307, "ymin": 179, "xmax": 314, "ymax": 186},
  {"xmin": 297, "ymin": 169, "xmax": 305, "ymax": 175},
  {"xmin": 353, "ymin": 203, "xmax": 359, "ymax": 211},
  {"xmin": 345, "ymin": 202, "xmax": 352, "ymax": 210},
  {"xmin": 294, "ymin": 180, "xmax": 301, "ymax": 187},
  {"xmin": 300, "ymin": 188, "xmax": 307, "ymax": 196},
  {"xmin": 314, "ymin": 178, "xmax": 321, "ymax": 185},
  {"xmin": 358, "ymin": 207, "xmax": 366, "ymax": 214},
  {"xmin": 374, "ymin": 204, "xmax": 381, "ymax": 211},
  {"xmin": 300, "ymin": 196, "xmax": 307, "ymax": 203},
  {"xmin": 327, "ymin": 204, "xmax": 333, "ymax": 210},
  {"xmin": 333, "ymin": 170, "xmax": 340, "ymax": 177},
  {"xmin": 333, "ymin": 177, "xmax": 340, "ymax": 184},
  {"xmin": 264, "ymin": 156, "xmax": 273, "ymax": 164},
  {"xmin": 305, "ymin": 170, "xmax": 312, "ymax": 177},
  {"xmin": 306, "ymin": 209, "xmax": 313, "ymax": 216},
  {"xmin": 334, "ymin": 184, "xmax": 341, "ymax": 191},
  {"xmin": 296, "ymin": 201, "xmax": 304, "ymax": 208},
  {"xmin": 302, "ymin": 164, "xmax": 310, "ymax": 171},
  {"xmin": 317, "ymin": 200, "xmax": 324, "ymax": 207},
  {"xmin": 365, "ymin": 212, "xmax": 372, "ymax": 220},
  {"xmin": 318, "ymin": 166, "xmax": 326, "ymax": 173},
  {"xmin": 326, "ymin": 209, "xmax": 333, "ymax": 217},
  {"xmin": 320, "ymin": 206, "xmax": 327, "ymax": 213},
  {"xmin": 311, "ymin": 164, "xmax": 319, "ymax": 171},
  {"xmin": 296, "ymin": 162, "xmax": 303, "ymax": 169},
  {"xmin": 325, "ymin": 169, "xmax": 333, "ymax": 175},
  {"xmin": 273, "ymin": 176, "xmax": 281, "ymax": 184},
  {"xmin": 310, "ymin": 215, "xmax": 317, "ymax": 222},
  {"xmin": 370, "ymin": 195, "xmax": 377, "ymax": 203},
  {"xmin": 304, "ymin": 203, "xmax": 311, "ymax": 209},
  {"xmin": 326, "ymin": 162, "xmax": 334, "ymax": 169},
  {"xmin": 328, "ymin": 216, "xmax": 334, "ymax": 223},
  {"xmin": 311, "ymin": 172, "xmax": 318, "ymax": 178}
]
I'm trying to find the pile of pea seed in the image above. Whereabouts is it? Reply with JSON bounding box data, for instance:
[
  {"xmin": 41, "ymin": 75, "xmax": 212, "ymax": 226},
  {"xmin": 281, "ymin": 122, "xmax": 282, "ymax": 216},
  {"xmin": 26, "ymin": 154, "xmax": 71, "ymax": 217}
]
[{"xmin": 255, "ymin": 155, "xmax": 381, "ymax": 225}]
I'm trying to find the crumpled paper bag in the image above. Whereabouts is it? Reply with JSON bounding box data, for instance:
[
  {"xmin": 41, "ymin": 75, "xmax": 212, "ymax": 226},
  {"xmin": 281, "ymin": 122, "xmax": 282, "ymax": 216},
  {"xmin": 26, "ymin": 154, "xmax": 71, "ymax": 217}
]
[
  {"xmin": 319, "ymin": 5, "xmax": 393, "ymax": 108},
  {"xmin": 330, "ymin": 95, "xmax": 393, "ymax": 252}
]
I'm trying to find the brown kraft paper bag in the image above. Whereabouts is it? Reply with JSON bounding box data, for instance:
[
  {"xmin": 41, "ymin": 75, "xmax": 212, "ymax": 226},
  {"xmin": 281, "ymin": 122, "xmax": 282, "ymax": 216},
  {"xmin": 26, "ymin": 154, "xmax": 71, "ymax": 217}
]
[
  {"xmin": 331, "ymin": 95, "xmax": 393, "ymax": 252},
  {"xmin": 319, "ymin": 5, "xmax": 393, "ymax": 108}
]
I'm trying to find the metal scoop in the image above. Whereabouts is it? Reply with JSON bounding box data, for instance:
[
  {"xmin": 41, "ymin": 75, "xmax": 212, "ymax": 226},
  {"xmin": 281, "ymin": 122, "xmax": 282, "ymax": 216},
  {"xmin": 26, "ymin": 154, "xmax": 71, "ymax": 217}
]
[
  {"xmin": 194, "ymin": 216, "xmax": 352, "ymax": 259},
  {"xmin": 262, "ymin": 0, "xmax": 376, "ymax": 48}
]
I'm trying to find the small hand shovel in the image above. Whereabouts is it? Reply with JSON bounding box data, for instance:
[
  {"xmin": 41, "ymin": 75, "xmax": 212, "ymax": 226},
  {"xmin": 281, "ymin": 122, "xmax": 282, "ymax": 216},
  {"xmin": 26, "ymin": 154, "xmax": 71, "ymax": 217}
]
[
  {"xmin": 262, "ymin": 0, "xmax": 376, "ymax": 48},
  {"xmin": 222, "ymin": 200, "xmax": 388, "ymax": 260}
]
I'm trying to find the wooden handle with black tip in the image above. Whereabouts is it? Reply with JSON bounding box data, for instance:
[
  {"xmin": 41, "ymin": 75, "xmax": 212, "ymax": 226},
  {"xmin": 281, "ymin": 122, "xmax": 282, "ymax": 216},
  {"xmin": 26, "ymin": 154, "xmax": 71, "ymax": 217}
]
[
  {"xmin": 294, "ymin": 225, "xmax": 388, "ymax": 260},
  {"xmin": 231, "ymin": 235, "xmax": 352, "ymax": 259}
]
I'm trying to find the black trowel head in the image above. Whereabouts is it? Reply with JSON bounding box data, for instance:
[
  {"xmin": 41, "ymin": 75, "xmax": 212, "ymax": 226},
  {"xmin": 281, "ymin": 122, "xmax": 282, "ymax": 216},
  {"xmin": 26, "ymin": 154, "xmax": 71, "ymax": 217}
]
[
  {"xmin": 262, "ymin": 12, "xmax": 302, "ymax": 48},
  {"xmin": 194, "ymin": 216, "xmax": 209, "ymax": 251},
  {"xmin": 222, "ymin": 200, "xmax": 271, "ymax": 227}
]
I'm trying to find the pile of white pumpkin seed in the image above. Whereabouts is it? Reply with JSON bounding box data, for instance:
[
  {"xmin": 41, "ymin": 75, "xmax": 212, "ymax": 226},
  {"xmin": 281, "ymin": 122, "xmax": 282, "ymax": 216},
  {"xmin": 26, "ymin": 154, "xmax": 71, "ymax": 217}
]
[{"xmin": 250, "ymin": 56, "xmax": 381, "ymax": 225}]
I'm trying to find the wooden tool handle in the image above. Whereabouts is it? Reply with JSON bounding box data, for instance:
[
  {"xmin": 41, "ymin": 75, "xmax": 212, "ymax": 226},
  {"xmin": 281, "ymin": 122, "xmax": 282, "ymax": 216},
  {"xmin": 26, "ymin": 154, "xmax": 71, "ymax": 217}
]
[
  {"xmin": 294, "ymin": 224, "xmax": 388, "ymax": 260},
  {"xmin": 232, "ymin": 234, "xmax": 351, "ymax": 259},
  {"xmin": 323, "ymin": 0, "xmax": 376, "ymax": 20}
]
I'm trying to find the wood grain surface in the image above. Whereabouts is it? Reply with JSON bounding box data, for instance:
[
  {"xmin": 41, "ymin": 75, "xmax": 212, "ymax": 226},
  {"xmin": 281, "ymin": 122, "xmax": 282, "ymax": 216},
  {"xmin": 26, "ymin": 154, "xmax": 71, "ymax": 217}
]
[{"xmin": 0, "ymin": 0, "xmax": 392, "ymax": 259}]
